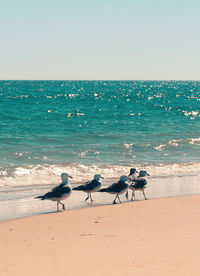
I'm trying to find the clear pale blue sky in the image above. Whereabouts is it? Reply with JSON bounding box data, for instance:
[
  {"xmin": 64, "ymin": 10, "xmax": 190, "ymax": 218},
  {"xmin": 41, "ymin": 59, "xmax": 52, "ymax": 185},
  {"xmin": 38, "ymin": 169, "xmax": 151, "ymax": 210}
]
[{"xmin": 0, "ymin": 0, "xmax": 199, "ymax": 80}]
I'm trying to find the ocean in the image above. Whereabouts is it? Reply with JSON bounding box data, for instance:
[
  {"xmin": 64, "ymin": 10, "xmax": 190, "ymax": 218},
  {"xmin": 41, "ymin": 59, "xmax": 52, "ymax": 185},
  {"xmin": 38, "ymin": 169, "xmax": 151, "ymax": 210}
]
[{"xmin": 0, "ymin": 80, "xmax": 200, "ymax": 188}]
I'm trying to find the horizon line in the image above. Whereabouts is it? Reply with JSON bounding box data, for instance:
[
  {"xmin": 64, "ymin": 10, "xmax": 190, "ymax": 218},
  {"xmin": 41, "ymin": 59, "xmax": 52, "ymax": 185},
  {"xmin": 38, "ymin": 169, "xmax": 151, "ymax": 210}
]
[{"xmin": 0, "ymin": 79, "xmax": 200, "ymax": 82}]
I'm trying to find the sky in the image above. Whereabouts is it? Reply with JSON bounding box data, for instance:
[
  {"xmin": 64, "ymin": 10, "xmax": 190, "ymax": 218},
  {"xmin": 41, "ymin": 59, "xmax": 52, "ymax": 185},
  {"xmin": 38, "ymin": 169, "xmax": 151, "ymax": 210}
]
[{"xmin": 0, "ymin": 0, "xmax": 200, "ymax": 80}]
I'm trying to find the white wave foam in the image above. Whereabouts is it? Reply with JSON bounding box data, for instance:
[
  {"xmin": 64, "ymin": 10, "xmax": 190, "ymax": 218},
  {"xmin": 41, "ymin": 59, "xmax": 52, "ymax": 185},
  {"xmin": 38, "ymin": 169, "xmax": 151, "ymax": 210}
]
[
  {"xmin": 66, "ymin": 112, "xmax": 85, "ymax": 118},
  {"xmin": 155, "ymin": 137, "xmax": 200, "ymax": 151},
  {"xmin": 0, "ymin": 162, "xmax": 200, "ymax": 188},
  {"xmin": 168, "ymin": 139, "xmax": 181, "ymax": 147},
  {"xmin": 155, "ymin": 144, "xmax": 166, "ymax": 151},
  {"xmin": 189, "ymin": 138, "xmax": 200, "ymax": 145},
  {"xmin": 123, "ymin": 143, "xmax": 133, "ymax": 149},
  {"xmin": 183, "ymin": 111, "xmax": 199, "ymax": 117}
]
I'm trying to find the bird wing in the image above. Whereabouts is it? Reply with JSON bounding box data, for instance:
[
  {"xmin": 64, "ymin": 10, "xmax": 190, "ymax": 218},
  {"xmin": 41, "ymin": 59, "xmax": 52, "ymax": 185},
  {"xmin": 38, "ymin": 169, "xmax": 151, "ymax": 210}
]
[
  {"xmin": 84, "ymin": 180, "xmax": 100, "ymax": 190},
  {"xmin": 39, "ymin": 191, "xmax": 54, "ymax": 199},
  {"xmin": 35, "ymin": 184, "xmax": 64, "ymax": 200},
  {"xmin": 51, "ymin": 183, "xmax": 63, "ymax": 192},
  {"xmin": 105, "ymin": 182, "xmax": 118, "ymax": 192},
  {"xmin": 61, "ymin": 186, "xmax": 71, "ymax": 194},
  {"xmin": 73, "ymin": 180, "xmax": 100, "ymax": 191},
  {"xmin": 49, "ymin": 185, "xmax": 65, "ymax": 197},
  {"xmin": 107, "ymin": 181, "xmax": 128, "ymax": 193},
  {"xmin": 131, "ymin": 178, "xmax": 147, "ymax": 188}
]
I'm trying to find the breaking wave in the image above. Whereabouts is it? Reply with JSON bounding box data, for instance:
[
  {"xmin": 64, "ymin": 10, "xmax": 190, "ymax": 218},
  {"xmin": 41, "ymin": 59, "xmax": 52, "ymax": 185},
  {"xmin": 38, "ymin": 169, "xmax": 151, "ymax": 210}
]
[
  {"xmin": 0, "ymin": 161, "xmax": 200, "ymax": 188},
  {"xmin": 155, "ymin": 137, "xmax": 200, "ymax": 151}
]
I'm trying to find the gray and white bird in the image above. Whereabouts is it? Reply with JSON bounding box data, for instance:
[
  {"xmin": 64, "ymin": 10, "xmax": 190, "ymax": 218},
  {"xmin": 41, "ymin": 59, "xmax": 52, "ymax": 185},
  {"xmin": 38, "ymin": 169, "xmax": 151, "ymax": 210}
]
[
  {"xmin": 128, "ymin": 168, "xmax": 138, "ymax": 180},
  {"xmin": 72, "ymin": 174, "xmax": 104, "ymax": 202},
  {"xmin": 125, "ymin": 168, "xmax": 138, "ymax": 199},
  {"xmin": 129, "ymin": 170, "xmax": 150, "ymax": 201},
  {"xmin": 35, "ymin": 173, "xmax": 72, "ymax": 212},
  {"xmin": 98, "ymin": 175, "xmax": 129, "ymax": 204}
]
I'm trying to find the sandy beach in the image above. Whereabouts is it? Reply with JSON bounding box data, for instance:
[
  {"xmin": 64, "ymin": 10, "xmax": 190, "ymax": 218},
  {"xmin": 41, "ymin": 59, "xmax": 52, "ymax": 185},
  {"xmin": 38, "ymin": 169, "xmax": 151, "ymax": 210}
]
[{"xmin": 1, "ymin": 195, "xmax": 200, "ymax": 276}]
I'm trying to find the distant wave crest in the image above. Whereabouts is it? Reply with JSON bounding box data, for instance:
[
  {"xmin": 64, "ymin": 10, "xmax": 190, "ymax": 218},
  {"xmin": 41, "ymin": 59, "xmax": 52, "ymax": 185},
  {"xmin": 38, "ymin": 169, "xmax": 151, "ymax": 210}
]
[{"xmin": 155, "ymin": 137, "xmax": 200, "ymax": 151}]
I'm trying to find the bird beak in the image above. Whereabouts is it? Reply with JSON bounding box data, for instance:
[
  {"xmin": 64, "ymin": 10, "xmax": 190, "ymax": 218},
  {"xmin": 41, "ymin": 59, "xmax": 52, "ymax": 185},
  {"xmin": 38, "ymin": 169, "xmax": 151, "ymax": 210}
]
[
  {"xmin": 68, "ymin": 175, "xmax": 73, "ymax": 178},
  {"xmin": 147, "ymin": 173, "xmax": 150, "ymax": 176},
  {"xmin": 100, "ymin": 176, "xmax": 104, "ymax": 179}
]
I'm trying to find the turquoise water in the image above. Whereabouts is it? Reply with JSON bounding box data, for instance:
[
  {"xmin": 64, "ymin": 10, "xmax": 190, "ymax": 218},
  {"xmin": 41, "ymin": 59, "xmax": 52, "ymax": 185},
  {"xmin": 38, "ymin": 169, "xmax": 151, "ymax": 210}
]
[{"xmin": 0, "ymin": 80, "xmax": 200, "ymax": 186}]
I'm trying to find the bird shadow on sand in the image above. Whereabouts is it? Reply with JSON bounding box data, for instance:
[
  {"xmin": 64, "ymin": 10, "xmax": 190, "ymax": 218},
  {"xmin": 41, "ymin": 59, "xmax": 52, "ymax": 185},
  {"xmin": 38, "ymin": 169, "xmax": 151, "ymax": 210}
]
[
  {"xmin": 38, "ymin": 211, "xmax": 59, "ymax": 215},
  {"xmin": 84, "ymin": 200, "xmax": 134, "ymax": 208},
  {"xmin": 36, "ymin": 199, "xmax": 140, "ymax": 217}
]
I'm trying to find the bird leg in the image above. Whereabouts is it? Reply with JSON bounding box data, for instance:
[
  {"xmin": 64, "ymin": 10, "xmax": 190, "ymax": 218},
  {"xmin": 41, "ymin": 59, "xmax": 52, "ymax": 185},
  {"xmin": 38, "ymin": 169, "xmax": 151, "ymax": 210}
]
[
  {"xmin": 62, "ymin": 203, "xmax": 65, "ymax": 210},
  {"xmin": 89, "ymin": 193, "xmax": 93, "ymax": 202},
  {"xmin": 59, "ymin": 201, "xmax": 65, "ymax": 211},
  {"xmin": 125, "ymin": 191, "xmax": 129, "ymax": 200},
  {"xmin": 117, "ymin": 195, "xmax": 121, "ymax": 203},
  {"xmin": 143, "ymin": 190, "xmax": 147, "ymax": 200},
  {"xmin": 57, "ymin": 201, "xmax": 59, "ymax": 212},
  {"xmin": 113, "ymin": 195, "xmax": 118, "ymax": 204},
  {"xmin": 85, "ymin": 194, "xmax": 89, "ymax": 201},
  {"xmin": 131, "ymin": 191, "xmax": 135, "ymax": 201}
]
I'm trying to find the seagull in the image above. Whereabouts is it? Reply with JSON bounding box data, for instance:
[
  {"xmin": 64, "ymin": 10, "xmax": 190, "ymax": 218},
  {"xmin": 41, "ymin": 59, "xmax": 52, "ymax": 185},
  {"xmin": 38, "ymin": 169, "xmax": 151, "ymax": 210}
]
[
  {"xmin": 129, "ymin": 170, "xmax": 150, "ymax": 201},
  {"xmin": 128, "ymin": 168, "xmax": 138, "ymax": 180},
  {"xmin": 125, "ymin": 168, "xmax": 138, "ymax": 199},
  {"xmin": 72, "ymin": 174, "xmax": 104, "ymax": 202},
  {"xmin": 98, "ymin": 175, "xmax": 129, "ymax": 204},
  {"xmin": 35, "ymin": 173, "xmax": 72, "ymax": 212}
]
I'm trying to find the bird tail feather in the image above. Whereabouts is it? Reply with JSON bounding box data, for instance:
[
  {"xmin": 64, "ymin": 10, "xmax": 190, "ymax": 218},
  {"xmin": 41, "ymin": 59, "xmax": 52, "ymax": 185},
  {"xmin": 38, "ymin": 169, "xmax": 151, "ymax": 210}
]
[
  {"xmin": 34, "ymin": 195, "xmax": 44, "ymax": 200},
  {"xmin": 73, "ymin": 185, "xmax": 85, "ymax": 191},
  {"xmin": 98, "ymin": 188, "xmax": 108, "ymax": 192}
]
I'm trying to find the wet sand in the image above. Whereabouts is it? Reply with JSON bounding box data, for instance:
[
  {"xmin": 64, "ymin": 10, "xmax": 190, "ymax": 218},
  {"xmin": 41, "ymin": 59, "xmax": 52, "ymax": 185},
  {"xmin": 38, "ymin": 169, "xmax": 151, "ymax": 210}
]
[{"xmin": 0, "ymin": 174, "xmax": 200, "ymax": 222}]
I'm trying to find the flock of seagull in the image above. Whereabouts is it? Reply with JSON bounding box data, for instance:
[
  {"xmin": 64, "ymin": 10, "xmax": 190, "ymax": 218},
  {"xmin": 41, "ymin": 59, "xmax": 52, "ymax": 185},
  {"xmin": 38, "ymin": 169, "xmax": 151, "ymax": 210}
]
[{"xmin": 35, "ymin": 168, "xmax": 150, "ymax": 212}]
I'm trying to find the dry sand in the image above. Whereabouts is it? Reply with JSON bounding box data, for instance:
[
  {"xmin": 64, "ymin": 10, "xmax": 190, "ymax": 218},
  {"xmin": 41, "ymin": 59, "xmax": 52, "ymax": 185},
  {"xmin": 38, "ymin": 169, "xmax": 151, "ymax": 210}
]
[{"xmin": 1, "ymin": 195, "xmax": 200, "ymax": 276}]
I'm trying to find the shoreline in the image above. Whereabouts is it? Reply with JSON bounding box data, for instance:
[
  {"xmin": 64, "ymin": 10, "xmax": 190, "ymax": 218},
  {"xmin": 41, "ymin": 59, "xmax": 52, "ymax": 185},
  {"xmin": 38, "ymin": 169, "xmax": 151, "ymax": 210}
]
[
  {"xmin": 1, "ymin": 195, "xmax": 200, "ymax": 275},
  {"xmin": 0, "ymin": 192, "xmax": 200, "ymax": 225},
  {"xmin": 0, "ymin": 173, "xmax": 200, "ymax": 222}
]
